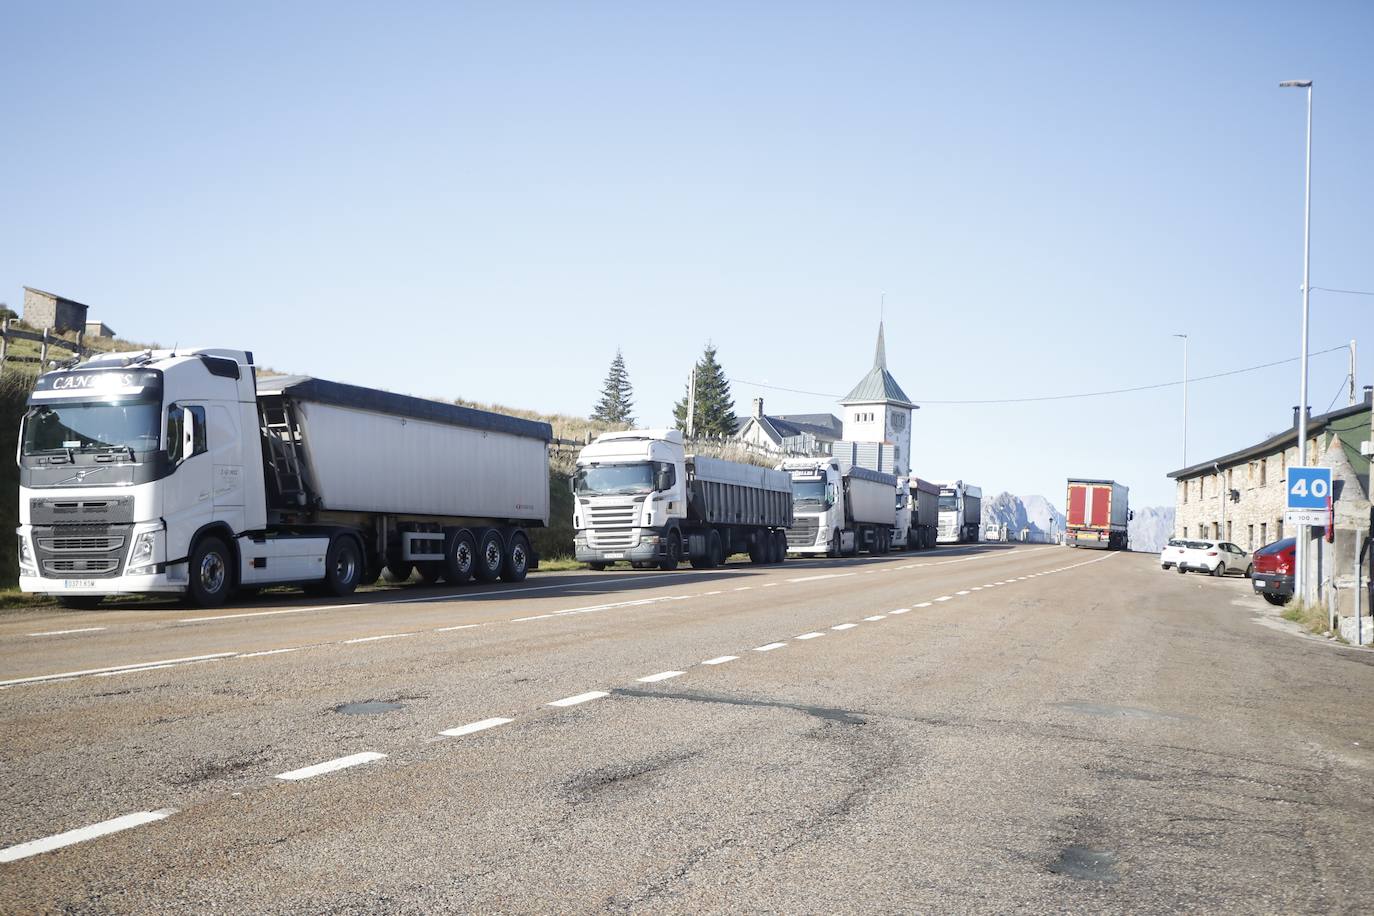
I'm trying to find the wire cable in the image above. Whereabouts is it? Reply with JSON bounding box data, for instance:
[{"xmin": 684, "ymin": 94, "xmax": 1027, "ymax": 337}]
[
  {"xmin": 730, "ymin": 344, "xmax": 1349, "ymax": 406},
  {"xmin": 1311, "ymin": 286, "xmax": 1374, "ymax": 297}
]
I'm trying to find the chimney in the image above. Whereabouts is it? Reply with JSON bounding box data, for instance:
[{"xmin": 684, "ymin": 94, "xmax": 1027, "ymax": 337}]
[
  {"xmin": 752, "ymin": 397, "xmax": 764, "ymax": 419},
  {"xmin": 1292, "ymin": 405, "xmax": 1310, "ymax": 427},
  {"xmin": 1364, "ymin": 385, "xmax": 1372, "ymax": 406}
]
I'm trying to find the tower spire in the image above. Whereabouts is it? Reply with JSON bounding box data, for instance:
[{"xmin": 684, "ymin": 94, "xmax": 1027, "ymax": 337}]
[{"xmin": 873, "ymin": 320, "xmax": 887, "ymax": 370}]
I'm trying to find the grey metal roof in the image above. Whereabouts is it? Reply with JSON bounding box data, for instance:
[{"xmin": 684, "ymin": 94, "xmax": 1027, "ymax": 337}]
[
  {"xmin": 1166, "ymin": 396, "xmax": 1371, "ymax": 479},
  {"xmin": 774, "ymin": 413, "xmax": 843, "ymax": 437},
  {"xmin": 839, "ymin": 322, "xmax": 916, "ymax": 407}
]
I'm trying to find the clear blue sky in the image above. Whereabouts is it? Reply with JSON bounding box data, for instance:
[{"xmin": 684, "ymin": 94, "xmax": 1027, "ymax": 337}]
[{"xmin": 3, "ymin": 1, "xmax": 1370, "ymax": 508}]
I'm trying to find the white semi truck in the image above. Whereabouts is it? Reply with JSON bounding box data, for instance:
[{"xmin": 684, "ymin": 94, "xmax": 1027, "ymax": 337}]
[
  {"xmin": 936, "ymin": 480, "xmax": 982, "ymax": 544},
  {"xmin": 780, "ymin": 458, "xmax": 898, "ymax": 556},
  {"xmin": 572, "ymin": 429, "xmax": 792, "ymax": 570},
  {"xmin": 17, "ymin": 348, "xmax": 552, "ymax": 608},
  {"xmin": 893, "ymin": 476, "xmax": 940, "ymax": 550}
]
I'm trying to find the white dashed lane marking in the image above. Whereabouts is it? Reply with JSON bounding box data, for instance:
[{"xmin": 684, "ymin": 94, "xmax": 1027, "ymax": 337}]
[
  {"xmin": 0, "ymin": 809, "xmax": 177, "ymax": 863},
  {"xmin": 637, "ymin": 671, "xmax": 684, "ymax": 683},
  {"xmin": 341, "ymin": 633, "xmax": 415, "ymax": 644},
  {"xmin": 935, "ymin": 596, "xmax": 952, "ymax": 602},
  {"xmin": 753, "ymin": 642, "xmax": 786, "ymax": 652},
  {"xmin": 787, "ymin": 573, "xmax": 857, "ymax": 583},
  {"xmin": 548, "ymin": 691, "xmax": 609, "ymax": 708},
  {"xmin": 702, "ymin": 655, "xmax": 739, "ymax": 665},
  {"xmin": 238, "ymin": 647, "xmax": 305, "ymax": 658},
  {"xmin": 914, "ymin": 602, "xmax": 933, "ymax": 608},
  {"xmin": 796, "ymin": 632, "xmax": 825, "ymax": 640},
  {"xmin": 0, "ymin": 652, "xmax": 237, "ymax": 688},
  {"xmin": 831, "ymin": 623, "xmax": 858, "ymax": 631},
  {"xmin": 275, "ymin": 752, "xmax": 386, "ymax": 781},
  {"xmin": 864, "ymin": 615, "xmax": 887, "ymax": 621},
  {"xmin": 440, "ymin": 717, "xmax": 513, "ymax": 738},
  {"xmin": 28, "ymin": 627, "xmax": 107, "ymax": 637}
]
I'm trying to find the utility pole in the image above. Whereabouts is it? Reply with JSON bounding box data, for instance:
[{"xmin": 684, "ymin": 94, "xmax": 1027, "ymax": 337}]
[
  {"xmin": 1350, "ymin": 339, "xmax": 1357, "ymax": 406},
  {"xmin": 1281, "ymin": 78, "xmax": 1314, "ymax": 601},
  {"xmin": 1173, "ymin": 334, "xmax": 1189, "ymax": 466},
  {"xmin": 686, "ymin": 367, "xmax": 696, "ymax": 439}
]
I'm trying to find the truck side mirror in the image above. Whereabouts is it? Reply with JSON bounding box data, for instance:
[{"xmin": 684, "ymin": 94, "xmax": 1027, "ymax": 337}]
[{"xmin": 655, "ymin": 465, "xmax": 676, "ymax": 491}]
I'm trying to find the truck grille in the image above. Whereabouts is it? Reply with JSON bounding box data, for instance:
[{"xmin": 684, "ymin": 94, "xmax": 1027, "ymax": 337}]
[
  {"xmin": 588, "ymin": 528, "xmax": 636, "ymax": 549},
  {"xmin": 787, "ymin": 518, "xmax": 819, "ymax": 548},
  {"xmin": 38, "ymin": 535, "xmax": 125, "ymax": 553},
  {"xmin": 587, "ymin": 505, "xmax": 637, "ymax": 528},
  {"xmin": 43, "ymin": 557, "xmax": 120, "ymax": 574}
]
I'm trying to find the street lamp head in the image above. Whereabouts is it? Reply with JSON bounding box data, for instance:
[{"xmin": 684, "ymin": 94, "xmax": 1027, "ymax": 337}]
[
  {"xmin": 1172, "ymin": 333, "xmax": 1187, "ymax": 339},
  {"xmin": 1279, "ymin": 80, "xmax": 1312, "ymax": 88}
]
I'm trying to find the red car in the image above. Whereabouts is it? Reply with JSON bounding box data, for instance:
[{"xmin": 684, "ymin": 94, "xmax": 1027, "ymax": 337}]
[{"xmin": 1250, "ymin": 538, "xmax": 1296, "ymax": 606}]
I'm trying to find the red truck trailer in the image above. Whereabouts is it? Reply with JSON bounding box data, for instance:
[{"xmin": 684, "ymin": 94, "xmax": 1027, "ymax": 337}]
[{"xmin": 1065, "ymin": 479, "xmax": 1130, "ymax": 550}]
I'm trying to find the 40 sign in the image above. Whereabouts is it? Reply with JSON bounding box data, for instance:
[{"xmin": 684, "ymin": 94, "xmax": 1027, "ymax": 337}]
[{"xmin": 1285, "ymin": 466, "xmax": 1332, "ymax": 527}]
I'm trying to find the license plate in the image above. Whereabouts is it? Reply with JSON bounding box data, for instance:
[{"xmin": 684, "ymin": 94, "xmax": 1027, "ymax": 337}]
[
  {"xmin": 603, "ymin": 553, "xmax": 624, "ymax": 560},
  {"xmin": 63, "ymin": 579, "xmax": 97, "ymax": 589}
]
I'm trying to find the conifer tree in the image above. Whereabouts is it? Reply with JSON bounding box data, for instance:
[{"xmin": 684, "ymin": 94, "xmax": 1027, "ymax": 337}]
[
  {"xmin": 591, "ymin": 349, "xmax": 635, "ymax": 426},
  {"xmin": 673, "ymin": 343, "xmax": 738, "ymax": 437}
]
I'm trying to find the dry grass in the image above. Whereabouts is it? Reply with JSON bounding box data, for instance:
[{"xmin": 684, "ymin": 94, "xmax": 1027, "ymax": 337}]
[{"xmin": 1281, "ymin": 600, "xmax": 1336, "ymax": 638}]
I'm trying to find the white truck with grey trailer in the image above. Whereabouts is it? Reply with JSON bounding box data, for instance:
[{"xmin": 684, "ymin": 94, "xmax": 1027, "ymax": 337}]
[
  {"xmin": 16, "ymin": 348, "xmax": 551, "ymax": 608},
  {"xmin": 781, "ymin": 458, "xmax": 899, "ymax": 556},
  {"xmin": 573, "ymin": 429, "xmax": 792, "ymax": 570},
  {"xmin": 936, "ymin": 480, "xmax": 982, "ymax": 543}
]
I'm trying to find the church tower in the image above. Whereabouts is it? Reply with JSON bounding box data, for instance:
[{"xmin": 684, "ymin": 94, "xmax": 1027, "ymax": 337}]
[{"xmin": 840, "ymin": 322, "xmax": 916, "ymax": 476}]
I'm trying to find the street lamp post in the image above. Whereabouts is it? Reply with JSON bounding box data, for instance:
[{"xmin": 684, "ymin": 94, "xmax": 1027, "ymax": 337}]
[
  {"xmin": 1172, "ymin": 333, "xmax": 1188, "ymax": 467},
  {"xmin": 1281, "ymin": 78, "xmax": 1313, "ymax": 601}
]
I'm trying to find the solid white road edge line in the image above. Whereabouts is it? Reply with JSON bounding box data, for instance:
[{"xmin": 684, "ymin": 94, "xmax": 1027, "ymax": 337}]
[
  {"xmin": 638, "ymin": 671, "xmax": 684, "ymax": 683},
  {"xmin": 0, "ymin": 652, "xmax": 238, "ymax": 688},
  {"xmin": 0, "ymin": 809, "xmax": 178, "ymax": 863},
  {"xmin": 787, "ymin": 573, "xmax": 857, "ymax": 583},
  {"xmin": 275, "ymin": 752, "xmax": 387, "ymax": 781},
  {"xmin": 440, "ymin": 717, "xmax": 514, "ymax": 737},
  {"xmin": 548, "ymin": 691, "xmax": 609, "ymax": 707},
  {"xmin": 341, "ymin": 633, "xmax": 415, "ymax": 644}
]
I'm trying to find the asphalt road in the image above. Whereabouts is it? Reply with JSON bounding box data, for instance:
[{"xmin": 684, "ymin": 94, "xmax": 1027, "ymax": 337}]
[{"xmin": 2, "ymin": 544, "xmax": 1371, "ymax": 913}]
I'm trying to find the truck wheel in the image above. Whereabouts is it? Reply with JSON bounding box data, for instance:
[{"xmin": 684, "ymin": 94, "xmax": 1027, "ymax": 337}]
[
  {"xmin": 827, "ymin": 531, "xmax": 840, "ymax": 558},
  {"xmin": 444, "ymin": 530, "xmax": 476, "ymax": 584},
  {"xmin": 707, "ymin": 531, "xmax": 724, "ymax": 568},
  {"xmin": 188, "ymin": 535, "xmax": 233, "ymax": 608},
  {"xmin": 1177, "ymin": 566, "xmax": 1187, "ymax": 574},
  {"xmin": 323, "ymin": 536, "xmax": 363, "ymax": 597},
  {"xmin": 502, "ymin": 533, "xmax": 530, "ymax": 582},
  {"xmin": 383, "ymin": 562, "xmax": 413, "ymax": 583},
  {"xmin": 749, "ymin": 537, "xmax": 767, "ymax": 564},
  {"xmin": 659, "ymin": 533, "xmax": 682, "ymax": 571},
  {"xmin": 57, "ymin": 595, "xmax": 104, "ymax": 610},
  {"xmin": 416, "ymin": 562, "xmax": 444, "ymax": 584},
  {"xmin": 587, "ymin": 562, "xmax": 607, "ymax": 571},
  {"xmin": 772, "ymin": 531, "xmax": 787, "ymax": 563},
  {"xmin": 475, "ymin": 529, "xmax": 504, "ymax": 582}
]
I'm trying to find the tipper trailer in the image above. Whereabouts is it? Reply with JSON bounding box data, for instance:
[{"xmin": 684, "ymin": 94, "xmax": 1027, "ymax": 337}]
[
  {"xmin": 936, "ymin": 481, "xmax": 982, "ymax": 543},
  {"xmin": 17, "ymin": 348, "xmax": 551, "ymax": 608},
  {"xmin": 894, "ymin": 476, "xmax": 940, "ymax": 549},
  {"xmin": 1064, "ymin": 478, "xmax": 1130, "ymax": 550},
  {"xmin": 573, "ymin": 429, "xmax": 792, "ymax": 570},
  {"xmin": 781, "ymin": 458, "xmax": 899, "ymax": 556}
]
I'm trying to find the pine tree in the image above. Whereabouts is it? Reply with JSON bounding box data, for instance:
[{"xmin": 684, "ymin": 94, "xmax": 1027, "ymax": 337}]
[
  {"xmin": 673, "ymin": 343, "xmax": 738, "ymax": 437},
  {"xmin": 591, "ymin": 349, "xmax": 635, "ymax": 426}
]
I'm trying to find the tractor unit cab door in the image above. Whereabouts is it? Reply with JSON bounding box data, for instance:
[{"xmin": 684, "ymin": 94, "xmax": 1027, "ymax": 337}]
[
  {"xmin": 208, "ymin": 403, "xmax": 246, "ymax": 531},
  {"xmin": 164, "ymin": 403, "xmax": 214, "ymax": 564}
]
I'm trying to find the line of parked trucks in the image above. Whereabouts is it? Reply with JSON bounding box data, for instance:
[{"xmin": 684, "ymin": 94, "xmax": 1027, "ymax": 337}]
[{"xmin": 16, "ymin": 349, "xmax": 992, "ymax": 608}]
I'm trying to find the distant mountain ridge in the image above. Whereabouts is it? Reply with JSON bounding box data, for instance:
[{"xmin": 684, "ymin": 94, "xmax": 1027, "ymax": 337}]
[{"xmin": 980, "ymin": 491, "xmax": 1174, "ymax": 553}]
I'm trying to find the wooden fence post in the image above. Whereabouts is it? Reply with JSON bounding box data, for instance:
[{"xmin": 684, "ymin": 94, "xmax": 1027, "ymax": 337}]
[
  {"xmin": 0, "ymin": 317, "xmax": 8, "ymax": 379},
  {"xmin": 40, "ymin": 327, "xmax": 49, "ymax": 368}
]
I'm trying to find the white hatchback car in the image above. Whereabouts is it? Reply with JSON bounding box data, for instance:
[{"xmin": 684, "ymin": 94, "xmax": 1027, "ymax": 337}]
[{"xmin": 1175, "ymin": 539, "xmax": 1251, "ymax": 577}]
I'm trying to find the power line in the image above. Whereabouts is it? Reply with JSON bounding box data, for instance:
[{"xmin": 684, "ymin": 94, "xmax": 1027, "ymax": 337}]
[
  {"xmin": 1312, "ymin": 286, "xmax": 1374, "ymax": 297},
  {"xmin": 731, "ymin": 344, "xmax": 1349, "ymax": 407}
]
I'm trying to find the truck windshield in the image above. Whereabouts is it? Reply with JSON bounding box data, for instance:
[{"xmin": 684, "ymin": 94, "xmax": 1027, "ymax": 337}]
[
  {"xmin": 21, "ymin": 399, "xmax": 161, "ymax": 455},
  {"xmin": 575, "ymin": 463, "xmax": 654, "ymax": 496},
  {"xmin": 791, "ymin": 479, "xmax": 830, "ymax": 510},
  {"xmin": 938, "ymin": 494, "xmax": 958, "ymax": 511}
]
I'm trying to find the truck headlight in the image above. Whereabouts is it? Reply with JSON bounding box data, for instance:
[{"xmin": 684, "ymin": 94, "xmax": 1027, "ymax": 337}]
[
  {"xmin": 126, "ymin": 526, "xmax": 163, "ymax": 576},
  {"xmin": 17, "ymin": 534, "xmax": 36, "ymax": 573}
]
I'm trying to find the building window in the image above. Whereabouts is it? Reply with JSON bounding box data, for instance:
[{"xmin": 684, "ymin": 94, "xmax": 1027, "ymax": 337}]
[
  {"xmin": 1259, "ymin": 459, "xmax": 1267, "ymax": 487},
  {"xmin": 1226, "ymin": 521, "xmax": 1232, "ymax": 541},
  {"xmin": 1276, "ymin": 518, "xmax": 1283, "ymax": 539},
  {"xmin": 1213, "ymin": 522, "xmax": 1220, "ymax": 539},
  {"xmin": 1260, "ymin": 522, "xmax": 1266, "ymax": 545},
  {"xmin": 1247, "ymin": 524, "xmax": 1253, "ymax": 550}
]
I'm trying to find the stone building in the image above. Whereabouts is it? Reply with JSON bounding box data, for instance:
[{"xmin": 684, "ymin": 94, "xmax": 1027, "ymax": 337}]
[
  {"xmin": 736, "ymin": 401, "xmax": 843, "ymax": 457},
  {"xmin": 84, "ymin": 320, "xmax": 117, "ymax": 338},
  {"xmin": 22, "ymin": 287, "xmax": 91, "ymax": 334},
  {"xmin": 1168, "ymin": 391, "xmax": 1372, "ymax": 631}
]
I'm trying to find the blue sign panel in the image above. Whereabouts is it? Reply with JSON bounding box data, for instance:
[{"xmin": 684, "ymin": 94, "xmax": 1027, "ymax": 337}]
[{"xmin": 1287, "ymin": 466, "xmax": 1332, "ymax": 510}]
